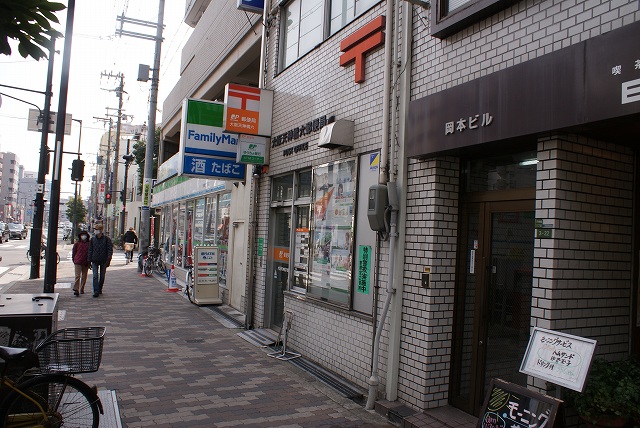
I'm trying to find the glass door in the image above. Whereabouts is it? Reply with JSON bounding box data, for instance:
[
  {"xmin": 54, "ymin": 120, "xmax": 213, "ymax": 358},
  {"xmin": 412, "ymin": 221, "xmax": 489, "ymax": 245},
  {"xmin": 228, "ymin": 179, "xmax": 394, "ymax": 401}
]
[
  {"xmin": 451, "ymin": 200, "xmax": 534, "ymax": 414},
  {"xmin": 268, "ymin": 208, "xmax": 291, "ymax": 328}
]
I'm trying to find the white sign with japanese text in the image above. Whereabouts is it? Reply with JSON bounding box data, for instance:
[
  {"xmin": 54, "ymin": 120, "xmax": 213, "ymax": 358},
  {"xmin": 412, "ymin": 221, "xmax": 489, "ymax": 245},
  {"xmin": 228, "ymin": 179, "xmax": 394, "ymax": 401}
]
[{"xmin": 520, "ymin": 327, "xmax": 597, "ymax": 392}]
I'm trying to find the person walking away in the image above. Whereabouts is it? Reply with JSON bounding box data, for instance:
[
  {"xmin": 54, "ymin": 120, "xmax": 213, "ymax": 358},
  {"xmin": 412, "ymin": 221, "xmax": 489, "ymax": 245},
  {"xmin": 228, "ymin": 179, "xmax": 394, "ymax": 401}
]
[
  {"xmin": 122, "ymin": 227, "xmax": 138, "ymax": 262},
  {"xmin": 72, "ymin": 230, "xmax": 91, "ymax": 296},
  {"xmin": 88, "ymin": 224, "xmax": 113, "ymax": 297}
]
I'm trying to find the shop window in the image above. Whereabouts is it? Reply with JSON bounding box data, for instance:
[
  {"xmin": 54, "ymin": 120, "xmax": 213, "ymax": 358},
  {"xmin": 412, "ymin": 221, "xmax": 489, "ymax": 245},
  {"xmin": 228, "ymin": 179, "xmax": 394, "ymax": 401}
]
[
  {"xmin": 185, "ymin": 201, "xmax": 194, "ymax": 266},
  {"xmin": 193, "ymin": 198, "xmax": 205, "ymax": 247},
  {"xmin": 297, "ymin": 170, "xmax": 312, "ymax": 199},
  {"xmin": 280, "ymin": 0, "xmax": 380, "ymax": 70},
  {"xmin": 176, "ymin": 202, "xmax": 185, "ymax": 267},
  {"xmin": 217, "ymin": 193, "xmax": 231, "ymax": 287},
  {"xmin": 272, "ymin": 174, "xmax": 294, "ymax": 202},
  {"xmin": 308, "ymin": 158, "xmax": 357, "ymax": 306},
  {"xmin": 204, "ymin": 196, "xmax": 218, "ymax": 246},
  {"xmin": 431, "ymin": 0, "xmax": 518, "ymax": 39}
]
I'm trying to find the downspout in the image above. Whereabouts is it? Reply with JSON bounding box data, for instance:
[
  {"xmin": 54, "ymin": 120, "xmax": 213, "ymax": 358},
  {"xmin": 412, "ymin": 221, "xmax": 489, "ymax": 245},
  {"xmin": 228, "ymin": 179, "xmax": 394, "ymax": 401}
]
[
  {"xmin": 245, "ymin": 0, "xmax": 271, "ymax": 329},
  {"xmin": 365, "ymin": 0, "xmax": 398, "ymax": 410},
  {"xmin": 385, "ymin": 1, "xmax": 413, "ymax": 402}
]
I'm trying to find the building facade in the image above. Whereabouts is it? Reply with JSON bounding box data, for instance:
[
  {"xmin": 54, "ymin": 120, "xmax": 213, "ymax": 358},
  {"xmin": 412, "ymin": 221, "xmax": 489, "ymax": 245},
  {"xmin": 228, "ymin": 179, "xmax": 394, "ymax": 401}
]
[
  {"xmin": 158, "ymin": 0, "xmax": 640, "ymax": 422},
  {"xmin": 0, "ymin": 152, "xmax": 21, "ymax": 222}
]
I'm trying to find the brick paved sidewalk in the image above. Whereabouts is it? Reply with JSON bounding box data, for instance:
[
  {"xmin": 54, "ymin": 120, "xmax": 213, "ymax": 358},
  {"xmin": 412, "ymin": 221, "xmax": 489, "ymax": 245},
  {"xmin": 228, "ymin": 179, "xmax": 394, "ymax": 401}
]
[{"xmin": 7, "ymin": 258, "xmax": 395, "ymax": 428}]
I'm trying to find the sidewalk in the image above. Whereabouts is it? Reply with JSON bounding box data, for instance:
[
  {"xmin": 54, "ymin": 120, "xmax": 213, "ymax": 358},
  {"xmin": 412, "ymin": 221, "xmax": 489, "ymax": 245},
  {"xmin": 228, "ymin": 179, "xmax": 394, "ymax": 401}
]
[{"xmin": 7, "ymin": 253, "xmax": 397, "ymax": 428}]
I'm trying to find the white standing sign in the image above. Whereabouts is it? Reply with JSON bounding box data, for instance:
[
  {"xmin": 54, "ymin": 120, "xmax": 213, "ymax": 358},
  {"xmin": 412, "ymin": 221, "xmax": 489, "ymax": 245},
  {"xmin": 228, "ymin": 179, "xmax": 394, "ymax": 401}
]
[{"xmin": 520, "ymin": 327, "xmax": 597, "ymax": 392}]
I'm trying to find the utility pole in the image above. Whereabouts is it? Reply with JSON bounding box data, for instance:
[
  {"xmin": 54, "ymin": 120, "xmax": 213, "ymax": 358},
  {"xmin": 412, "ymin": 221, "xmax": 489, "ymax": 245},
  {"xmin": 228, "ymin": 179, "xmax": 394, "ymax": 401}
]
[
  {"xmin": 44, "ymin": 0, "xmax": 76, "ymax": 292},
  {"xmin": 101, "ymin": 72, "xmax": 125, "ymax": 240},
  {"xmin": 29, "ymin": 36, "xmax": 56, "ymax": 279},
  {"xmin": 94, "ymin": 116, "xmax": 113, "ymax": 231},
  {"xmin": 120, "ymin": 139, "xmax": 134, "ymax": 235},
  {"xmin": 116, "ymin": 0, "xmax": 165, "ymax": 256}
]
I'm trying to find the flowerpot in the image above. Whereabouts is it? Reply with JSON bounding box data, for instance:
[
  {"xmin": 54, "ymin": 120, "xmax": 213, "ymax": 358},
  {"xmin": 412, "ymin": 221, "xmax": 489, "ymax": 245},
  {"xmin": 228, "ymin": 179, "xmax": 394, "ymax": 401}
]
[{"xmin": 580, "ymin": 415, "xmax": 629, "ymax": 428}]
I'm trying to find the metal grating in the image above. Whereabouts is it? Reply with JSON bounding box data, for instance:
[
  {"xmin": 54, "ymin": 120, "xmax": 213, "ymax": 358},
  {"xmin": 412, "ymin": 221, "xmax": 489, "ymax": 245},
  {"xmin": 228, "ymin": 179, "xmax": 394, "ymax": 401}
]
[
  {"xmin": 205, "ymin": 306, "xmax": 245, "ymax": 328},
  {"xmin": 237, "ymin": 328, "xmax": 278, "ymax": 347}
]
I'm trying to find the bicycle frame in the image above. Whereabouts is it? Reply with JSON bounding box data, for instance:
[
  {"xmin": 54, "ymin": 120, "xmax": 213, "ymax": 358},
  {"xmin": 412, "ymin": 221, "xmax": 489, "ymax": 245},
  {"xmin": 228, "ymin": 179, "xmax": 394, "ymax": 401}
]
[{"xmin": 1, "ymin": 377, "xmax": 50, "ymax": 427}]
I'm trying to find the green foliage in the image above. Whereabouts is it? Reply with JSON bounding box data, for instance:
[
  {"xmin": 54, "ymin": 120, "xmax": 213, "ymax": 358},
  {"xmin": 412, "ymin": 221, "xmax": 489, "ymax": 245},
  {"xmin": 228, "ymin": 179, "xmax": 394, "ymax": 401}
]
[
  {"xmin": 0, "ymin": 0, "xmax": 65, "ymax": 60},
  {"xmin": 65, "ymin": 195, "xmax": 86, "ymax": 227},
  {"xmin": 565, "ymin": 358, "xmax": 640, "ymax": 424},
  {"xmin": 132, "ymin": 127, "xmax": 160, "ymax": 194}
]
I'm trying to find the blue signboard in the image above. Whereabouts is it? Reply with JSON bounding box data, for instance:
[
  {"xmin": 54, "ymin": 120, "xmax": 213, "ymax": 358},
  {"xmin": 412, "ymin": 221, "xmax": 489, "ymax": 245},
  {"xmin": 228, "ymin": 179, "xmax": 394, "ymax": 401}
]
[
  {"xmin": 182, "ymin": 154, "xmax": 246, "ymax": 180},
  {"xmin": 237, "ymin": 0, "xmax": 264, "ymax": 14}
]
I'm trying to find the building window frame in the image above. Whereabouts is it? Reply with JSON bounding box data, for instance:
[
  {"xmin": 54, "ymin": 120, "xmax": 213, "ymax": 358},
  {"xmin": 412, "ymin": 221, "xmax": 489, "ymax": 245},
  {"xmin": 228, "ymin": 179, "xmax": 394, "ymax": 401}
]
[
  {"xmin": 431, "ymin": 0, "xmax": 518, "ymax": 39},
  {"xmin": 279, "ymin": 0, "xmax": 380, "ymax": 71}
]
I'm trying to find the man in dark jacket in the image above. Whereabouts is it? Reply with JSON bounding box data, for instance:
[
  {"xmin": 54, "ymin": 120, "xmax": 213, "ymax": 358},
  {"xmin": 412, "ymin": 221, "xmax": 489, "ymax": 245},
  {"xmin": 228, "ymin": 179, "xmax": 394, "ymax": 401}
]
[
  {"xmin": 122, "ymin": 227, "xmax": 138, "ymax": 262},
  {"xmin": 88, "ymin": 223, "xmax": 113, "ymax": 297}
]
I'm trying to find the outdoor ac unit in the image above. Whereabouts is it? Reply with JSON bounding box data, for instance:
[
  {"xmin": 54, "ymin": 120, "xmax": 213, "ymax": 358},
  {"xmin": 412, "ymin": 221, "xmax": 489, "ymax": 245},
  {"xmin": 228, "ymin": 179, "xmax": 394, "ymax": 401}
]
[{"xmin": 318, "ymin": 119, "xmax": 354, "ymax": 150}]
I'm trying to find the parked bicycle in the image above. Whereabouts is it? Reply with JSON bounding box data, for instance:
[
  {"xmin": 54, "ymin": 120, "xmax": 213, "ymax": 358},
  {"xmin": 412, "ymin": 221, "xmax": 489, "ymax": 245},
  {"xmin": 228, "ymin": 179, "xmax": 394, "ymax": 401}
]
[
  {"xmin": 26, "ymin": 241, "xmax": 60, "ymax": 265},
  {"xmin": 0, "ymin": 326, "xmax": 106, "ymax": 427},
  {"xmin": 183, "ymin": 264, "xmax": 194, "ymax": 303},
  {"xmin": 139, "ymin": 245, "xmax": 167, "ymax": 277}
]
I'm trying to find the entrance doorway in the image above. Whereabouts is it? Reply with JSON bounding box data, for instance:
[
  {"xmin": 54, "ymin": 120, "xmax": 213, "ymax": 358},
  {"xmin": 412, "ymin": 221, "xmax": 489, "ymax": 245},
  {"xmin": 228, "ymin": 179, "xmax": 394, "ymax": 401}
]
[
  {"xmin": 267, "ymin": 208, "xmax": 290, "ymax": 329},
  {"xmin": 451, "ymin": 198, "xmax": 535, "ymax": 414}
]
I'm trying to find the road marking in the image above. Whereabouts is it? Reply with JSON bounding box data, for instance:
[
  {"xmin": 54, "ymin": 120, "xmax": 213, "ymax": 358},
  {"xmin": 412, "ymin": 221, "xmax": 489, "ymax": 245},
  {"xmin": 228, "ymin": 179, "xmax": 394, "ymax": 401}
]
[{"xmin": 0, "ymin": 267, "xmax": 8, "ymax": 276}]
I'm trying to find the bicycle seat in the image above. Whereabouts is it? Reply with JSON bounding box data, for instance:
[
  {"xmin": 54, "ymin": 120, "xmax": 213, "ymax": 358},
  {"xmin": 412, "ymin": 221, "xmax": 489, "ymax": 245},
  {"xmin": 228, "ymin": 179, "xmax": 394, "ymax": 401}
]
[{"xmin": 0, "ymin": 346, "xmax": 29, "ymax": 361}]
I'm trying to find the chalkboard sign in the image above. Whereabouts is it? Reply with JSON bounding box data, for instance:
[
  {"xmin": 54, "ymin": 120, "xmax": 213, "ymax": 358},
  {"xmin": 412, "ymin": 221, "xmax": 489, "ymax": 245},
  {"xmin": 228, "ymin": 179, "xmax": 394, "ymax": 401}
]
[{"xmin": 477, "ymin": 379, "xmax": 563, "ymax": 428}]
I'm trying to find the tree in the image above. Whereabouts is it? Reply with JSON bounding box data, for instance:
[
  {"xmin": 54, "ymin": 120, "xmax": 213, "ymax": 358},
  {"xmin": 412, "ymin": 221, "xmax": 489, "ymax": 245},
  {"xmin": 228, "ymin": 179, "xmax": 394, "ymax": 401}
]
[
  {"xmin": 132, "ymin": 127, "xmax": 160, "ymax": 194},
  {"xmin": 65, "ymin": 195, "xmax": 86, "ymax": 230},
  {"xmin": 0, "ymin": 0, "xmax": 65, "ymax": 60}
]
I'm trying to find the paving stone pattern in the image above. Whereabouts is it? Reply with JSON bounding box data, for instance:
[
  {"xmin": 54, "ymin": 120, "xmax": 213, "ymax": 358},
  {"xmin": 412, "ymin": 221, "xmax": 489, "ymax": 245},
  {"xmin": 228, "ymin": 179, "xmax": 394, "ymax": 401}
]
[{"xmin": 10, "ymin": 259, "xmax": 394, "ymax": 428}]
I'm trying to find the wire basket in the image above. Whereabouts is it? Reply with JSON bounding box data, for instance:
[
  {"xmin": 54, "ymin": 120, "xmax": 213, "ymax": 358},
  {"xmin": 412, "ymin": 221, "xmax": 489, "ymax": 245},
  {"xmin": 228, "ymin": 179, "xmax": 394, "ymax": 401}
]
[
  {"xmin": 124, "ymin": 243, "xmax": 135, "ymax": 252},
  {"xmin": 35, "ymin": 327, "xmax": 106, "ymax": 374}
]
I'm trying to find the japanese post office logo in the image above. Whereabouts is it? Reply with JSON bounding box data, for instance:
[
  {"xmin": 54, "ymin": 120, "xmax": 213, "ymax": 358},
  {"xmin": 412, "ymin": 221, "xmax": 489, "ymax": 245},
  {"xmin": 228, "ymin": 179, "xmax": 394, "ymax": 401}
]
[{"xmin": 339, "ymin": 16, "xmax": 386, "ymax": 84}]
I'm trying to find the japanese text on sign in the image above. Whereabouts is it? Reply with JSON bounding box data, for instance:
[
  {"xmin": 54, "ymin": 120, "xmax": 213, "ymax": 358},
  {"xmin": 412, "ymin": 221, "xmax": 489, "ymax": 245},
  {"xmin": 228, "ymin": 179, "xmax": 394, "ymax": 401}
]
[
  {"xmin": 445, "ymin": 113, "xmax": 493, "ymax": 135},
  {"xmin": 357, "ymin": 245, "xmax": 371, "ymax": 294}
]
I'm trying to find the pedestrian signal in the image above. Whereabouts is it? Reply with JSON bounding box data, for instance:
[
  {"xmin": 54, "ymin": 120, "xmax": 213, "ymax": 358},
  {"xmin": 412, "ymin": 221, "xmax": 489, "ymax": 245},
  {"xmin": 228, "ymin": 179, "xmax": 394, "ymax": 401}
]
[{"xmin": 105, "ymin": 192, "xmax": 112, "ymax": 204}]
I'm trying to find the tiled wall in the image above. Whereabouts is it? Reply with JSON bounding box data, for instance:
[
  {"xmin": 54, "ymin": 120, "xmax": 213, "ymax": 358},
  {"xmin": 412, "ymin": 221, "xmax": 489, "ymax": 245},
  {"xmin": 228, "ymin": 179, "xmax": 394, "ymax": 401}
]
[
  {"xmin": 402, "ymin": 157, "xmax": 460, "ymax": 409},
  {"xmin": 534, "ymin": 135, "xmax": 634, "ymax": 359}
]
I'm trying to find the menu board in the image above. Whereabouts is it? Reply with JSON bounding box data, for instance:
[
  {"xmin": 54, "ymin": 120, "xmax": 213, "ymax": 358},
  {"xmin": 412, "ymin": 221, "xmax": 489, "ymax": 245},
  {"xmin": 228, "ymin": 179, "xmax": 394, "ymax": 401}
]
[
  {"xmin": 520, "ymin": 327, "xmax": 597, "ymax": 392},
  {"xmin": 193, "ymin": 246, "xmax": 222, "ymax": 305},
  {"xmin": 478, "ymin": 379, "xmax": 562, "ymax": 428}
]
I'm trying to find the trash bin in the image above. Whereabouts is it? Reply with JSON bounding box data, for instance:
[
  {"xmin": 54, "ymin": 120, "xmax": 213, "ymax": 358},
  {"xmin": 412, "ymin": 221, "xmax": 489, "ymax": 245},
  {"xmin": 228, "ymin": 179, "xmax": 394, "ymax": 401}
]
[{"xmin": 0, "ymin": 293, "xmax": 59, "ymax": 348}]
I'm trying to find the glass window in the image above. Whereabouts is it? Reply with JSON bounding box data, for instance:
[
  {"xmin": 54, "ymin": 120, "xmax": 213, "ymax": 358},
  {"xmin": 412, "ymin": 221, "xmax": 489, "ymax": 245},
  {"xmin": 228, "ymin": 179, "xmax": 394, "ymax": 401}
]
[
  {"xmin": 282, "ymin": 0, "xmax": 324, "ymax": 69},
  {"xmin": 169, "ymin": 204, "xmax": 178, "ymax": 265},
  {"xmin": 272, "ymin": 174, "xmax": 294, "ymax": 202},
  {"xmin": 462, "ymin": 151, "xmax": 537, "ymax": 193},
  {"xmin": 193, "ymin": 198, "xmax": 206, "ymax": 247},
  {"xmin": 281, "ymin": 0, "xmax": 379, "ymax": 70},
  {"xmin": 176, "ymin": 202, "xmax": 186, "ymax": 267},
  {"xmin": 330, "ymin": 0, "xmax": 377, "ymax": 34},
  {"xmin": 446, "ymin": 0, "xmax": 471, "ymax": 12},
  {"xmin": 185, "ymin": 201, "xmax": 194, "ymax": 266},
  {"xmin": 297, "ymin": 170, "xmax": 312, "ymax": 199},
  {"xmin": 292, "ymin": 205, "xmax": 310, "ymax": 292},
  {"xmin": 308, "ymin": 159, "xmax": 357, "ymax": 306},
  {"xmin": 204, "ymin": 196, "xmax": 217, "ymax": 246},
  {"xmin": 217, "ymin": 193, "xmax": 231, "ymax": 287}
]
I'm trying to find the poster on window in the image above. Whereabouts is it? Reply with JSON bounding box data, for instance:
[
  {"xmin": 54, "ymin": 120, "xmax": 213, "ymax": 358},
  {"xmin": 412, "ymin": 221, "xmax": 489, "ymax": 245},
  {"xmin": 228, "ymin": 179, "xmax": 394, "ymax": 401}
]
[{"xmin": 310, "ymin": 159, "xmax": 356, "ymax": 303}]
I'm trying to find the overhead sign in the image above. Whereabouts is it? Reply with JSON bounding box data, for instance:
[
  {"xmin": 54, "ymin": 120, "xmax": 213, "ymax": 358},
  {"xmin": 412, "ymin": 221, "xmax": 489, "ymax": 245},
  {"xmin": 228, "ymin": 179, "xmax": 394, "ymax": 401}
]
[
  {"xmin": 237, "ymin": 134, "xmax": 269, "ymax": 165},
  {"xmin": 27, "ymin": 109, "xmax": 72, "ymax": 135},
  {"xmin": 179, "ymin": 98, "xmax": 246, "ymax": 181},
  {"xmin": 224, "ymin": 83, "xmax": 273, "ymax": 137},
  {"xmin": 237, "ymin": 0, "xmax": 264, "ymax": 14}
]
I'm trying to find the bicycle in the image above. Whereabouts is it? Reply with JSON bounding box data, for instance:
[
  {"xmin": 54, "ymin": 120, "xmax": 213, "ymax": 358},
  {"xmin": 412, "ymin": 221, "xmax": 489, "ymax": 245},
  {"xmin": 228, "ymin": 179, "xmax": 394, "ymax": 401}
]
[
  {"xmin": 143, "ymin": 245, "xmax": 166, "ymax": 277},
  {"xmin": 0, "ymin": 326, "xmax": 106, "ymax": 427},
  {"xmin": 26, "ymin": 243, "xmax": 60, "ymax": 265},
  {"xmin": 183, "ymin": 264, "xmax": 194, "ymax": 303}
]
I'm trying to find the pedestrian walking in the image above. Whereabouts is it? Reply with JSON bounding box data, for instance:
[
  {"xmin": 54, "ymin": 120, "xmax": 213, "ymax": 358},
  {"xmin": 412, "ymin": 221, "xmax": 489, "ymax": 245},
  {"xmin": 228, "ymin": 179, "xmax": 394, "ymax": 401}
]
[
  {"xmin": 72, "ymin": 230, "xmax": 91, "ymax": 296},
  {"xmin": 88, "ymin": 224, "xmax": 113, "ymax": 298},
  {"xmin": 122, "ymin": 227, "xmax": 138, "ymax": 262}
]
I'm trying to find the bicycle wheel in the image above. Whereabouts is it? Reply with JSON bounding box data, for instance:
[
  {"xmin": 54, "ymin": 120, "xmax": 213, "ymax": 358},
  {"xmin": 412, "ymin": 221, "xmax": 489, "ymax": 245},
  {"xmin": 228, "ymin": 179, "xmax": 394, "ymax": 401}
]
[
  {"xmin": 185, "ymin": 270, "xmax": 194, "ymax": 303},
  {"xmin": 156, "ymin": 259, "xmax": 166, "ymax": 276},
  {"xmin": 1, "ymin": 374, "xmax": 101, "ymax": 428},
  {"xmin": 144, "ymin": 260, "xmax": 153, "ymax": 277}
]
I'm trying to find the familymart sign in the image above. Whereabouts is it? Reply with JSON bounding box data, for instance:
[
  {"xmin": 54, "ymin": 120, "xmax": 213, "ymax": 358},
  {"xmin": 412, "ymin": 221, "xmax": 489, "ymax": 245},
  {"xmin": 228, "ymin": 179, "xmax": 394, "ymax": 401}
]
[{"xmin": 179, "ymin": 98, "xmax": 246, "ymax": 180}]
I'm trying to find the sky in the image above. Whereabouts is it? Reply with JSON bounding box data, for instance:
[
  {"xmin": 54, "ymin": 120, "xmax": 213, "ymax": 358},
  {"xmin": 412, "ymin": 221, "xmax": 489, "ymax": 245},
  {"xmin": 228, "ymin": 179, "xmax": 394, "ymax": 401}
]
[{"xmin": 0, "ymin": 0, "xmax": 193, "ymax": 200}]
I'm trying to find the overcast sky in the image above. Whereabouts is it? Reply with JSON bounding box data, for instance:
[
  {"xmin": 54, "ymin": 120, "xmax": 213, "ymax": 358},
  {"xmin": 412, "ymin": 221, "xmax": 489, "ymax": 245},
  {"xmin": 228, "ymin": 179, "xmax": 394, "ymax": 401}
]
[{"xmin": 0, "ymin": 0, "xmax": 192, "ymax": 199}]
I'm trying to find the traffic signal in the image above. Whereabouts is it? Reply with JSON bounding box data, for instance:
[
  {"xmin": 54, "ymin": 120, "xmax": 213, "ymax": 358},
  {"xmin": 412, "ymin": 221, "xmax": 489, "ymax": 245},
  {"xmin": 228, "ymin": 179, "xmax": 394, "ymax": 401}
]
[
  {"xmin": 71, "ymin": 159, "xmax": 85, "ymax": 181},
  {"xmin": 119, "ymin": 191, "xmax": 125, "ymax": 202},
  {"xmin": 105, "ymin": 192, "xmax": 112, "ymax": 204}
]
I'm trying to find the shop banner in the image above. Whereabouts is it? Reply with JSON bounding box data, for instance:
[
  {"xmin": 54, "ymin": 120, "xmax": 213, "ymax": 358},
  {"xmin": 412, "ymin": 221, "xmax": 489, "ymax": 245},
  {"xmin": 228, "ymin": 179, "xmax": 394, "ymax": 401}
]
[{"xmin": 179, "ymin": 98, "xmax": 246, "ymax": 181}]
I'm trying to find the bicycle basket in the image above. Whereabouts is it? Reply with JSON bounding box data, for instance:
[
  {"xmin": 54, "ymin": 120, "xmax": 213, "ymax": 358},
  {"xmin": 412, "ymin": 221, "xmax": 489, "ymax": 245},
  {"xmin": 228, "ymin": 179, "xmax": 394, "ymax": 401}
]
[{"xmin": 35, "ymin": 327, "xmax": 106, "ymax": 374}]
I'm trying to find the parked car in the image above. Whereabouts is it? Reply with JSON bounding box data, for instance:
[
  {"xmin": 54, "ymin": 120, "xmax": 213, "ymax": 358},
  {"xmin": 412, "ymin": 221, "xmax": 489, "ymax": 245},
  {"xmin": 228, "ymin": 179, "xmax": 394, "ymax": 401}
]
[
  {"xmin": 0, "ymin": 222, "xmax": 9, "ymax": 243},
  {"xmin": 8, "ymin": 223, "xmax": 27, "ymax": 240}
]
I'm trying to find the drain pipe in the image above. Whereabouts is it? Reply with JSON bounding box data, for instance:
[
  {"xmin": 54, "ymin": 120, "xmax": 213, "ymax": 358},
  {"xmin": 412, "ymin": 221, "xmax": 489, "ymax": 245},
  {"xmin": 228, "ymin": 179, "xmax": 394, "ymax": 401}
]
[
  {"xmin": 365, "ymin": 0, "xmax": 397, "ymax": 411},
  {"xmin": 245, "ymin": 0, "xmax": 271, "ymax": 330}
]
